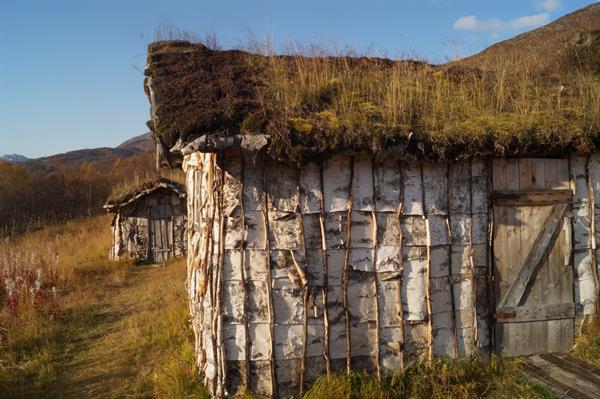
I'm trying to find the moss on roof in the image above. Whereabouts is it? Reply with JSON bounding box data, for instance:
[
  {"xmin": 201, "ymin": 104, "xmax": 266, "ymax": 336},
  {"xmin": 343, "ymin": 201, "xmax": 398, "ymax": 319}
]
[
  {"xmin": 104, "ymin": 178, "xmax": 185, "ymax": 210},
  {"xmin": 145, "ymin": 22, "xmax": 600, "ymax": 162}
]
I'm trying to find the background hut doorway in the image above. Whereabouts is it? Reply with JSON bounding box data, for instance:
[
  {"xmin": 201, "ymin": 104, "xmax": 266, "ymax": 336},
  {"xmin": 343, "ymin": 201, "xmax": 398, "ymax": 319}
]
[
  {"xmin": 148, "ymin": 197, "xmax": 176, "ymax": 263},
  {"xmin": 492, "ymin": 158, "xmax": 574, "ymax": 356}
]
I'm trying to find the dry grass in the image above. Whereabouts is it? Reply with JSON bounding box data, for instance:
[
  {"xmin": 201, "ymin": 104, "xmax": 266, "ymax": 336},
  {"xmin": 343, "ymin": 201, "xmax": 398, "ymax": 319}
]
[
  {"xmin": 572, "ymin": 318, "xmax": 600, "ymax": 368},
  {"xmin": 0, "ymin": 215, "xmax": 207, "ymax": 399},
  {"xmin": 249, "ymin": 47, "xmax": 600, "ymax": 160},
  {"xmin": 302, "ymin": 357, "xmax": 554, "ymax": 399}
]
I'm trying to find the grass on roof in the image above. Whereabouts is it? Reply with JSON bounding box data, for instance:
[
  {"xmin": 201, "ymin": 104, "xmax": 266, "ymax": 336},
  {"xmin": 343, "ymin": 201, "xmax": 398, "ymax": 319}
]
[{"xmin": 244, "ymin": 46, "xmax": 600, "ymax": 161}]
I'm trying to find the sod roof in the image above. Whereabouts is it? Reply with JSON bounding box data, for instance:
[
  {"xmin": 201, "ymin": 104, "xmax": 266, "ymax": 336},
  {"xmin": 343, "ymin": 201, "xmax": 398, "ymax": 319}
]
[
  {"xmin": 144, "ymin": 4, "xmax": 600, "ymax": 163},
  {"xmin": 104, "ymin": 178, "xmax": 185, "ymax": 210}
]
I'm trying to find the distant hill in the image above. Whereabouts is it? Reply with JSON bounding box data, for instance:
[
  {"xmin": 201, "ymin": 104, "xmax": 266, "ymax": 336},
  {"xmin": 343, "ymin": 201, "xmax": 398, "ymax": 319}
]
[
  {"xmin": 1, "ymin": 154, "xmax": 30, "ymax": 163},
  {"xmin": 458, "ymin": 3, "xmax": 600, "ymax": 73},
  {"xmin": 24, "ymin": 132, "xmax": 154, "ymax": 174},
  {"xmin": 117, "ymin": 132, "xmax": 154, "ymax": 151}
]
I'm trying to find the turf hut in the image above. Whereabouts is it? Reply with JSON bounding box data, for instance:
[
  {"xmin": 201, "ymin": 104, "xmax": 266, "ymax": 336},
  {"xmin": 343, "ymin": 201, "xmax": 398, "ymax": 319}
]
[
  {"xmin": 144, "ymin": 8, "xmax": 600, "ymax": 396},
  {"xmin": 104, "ymin": 178, "xmax": 187, "ymax": 263}
]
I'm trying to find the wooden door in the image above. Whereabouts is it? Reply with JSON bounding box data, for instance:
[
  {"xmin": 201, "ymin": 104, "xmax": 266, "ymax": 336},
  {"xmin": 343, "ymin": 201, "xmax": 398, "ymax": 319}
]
[
  {"xmin": 148, "ymin": 203, "xmax": 175, "ymax": 263},
  {"xmin": 492, "ymin": 159, "xmax": 574, "ymax": 356}
]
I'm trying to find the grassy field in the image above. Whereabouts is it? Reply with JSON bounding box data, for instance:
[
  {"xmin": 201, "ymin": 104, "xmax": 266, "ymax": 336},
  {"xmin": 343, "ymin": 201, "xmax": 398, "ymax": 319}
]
[
  {"xmin": 0, "ymin": 215, "xmax": 207, "ymax": 399},
  {"xmin": 1, "ymin": 215, "xmax": 598, "ymax": 398}
]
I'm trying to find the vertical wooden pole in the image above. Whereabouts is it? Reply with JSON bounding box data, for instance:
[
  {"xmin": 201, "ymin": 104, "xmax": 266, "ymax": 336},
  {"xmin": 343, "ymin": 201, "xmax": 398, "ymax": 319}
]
[
  {"xmin": 397, "ymin": 160, "xmax": 406, "ymax": 370},
  {"xmin": 487, "ymin": 158, "xmax": 496, "ymax": 352},
  {"xmin": 446, "ymin": 165, "xmax": 459, "ymax": 357},
  {"xmin": 586, "ymin": 156, "xmax": 600, "ymax": 312},
  {"xmin": 469, "ymin": 160, "xmax": 478, "ymax": 353},
  {"xmin": 343, "ymin": 157, "xmax": 355, "ymax": 373},
  {"xmin": 239, "ymin": 152, "xmax": 251, "ymax": 389},
  {"xmin": 260, "ymin": 155, "xmax": 278, "ymax": 398},
  {"xmin": 318, "ymin": 162, "xmax": 332, "ymax": 375},
  {"xmin": 296, "ymin": 173, "xmax": 309, "ymax": 395},
  {"xmin": 214, "ymin": 158, "xmax": 226, "ymax": 396},
  {"xmin": 370, "ymin": 157, "xmax": 381, "ymax": 379},
  {"xmin": 420, "ymin": 163, "xmax": 434, "ymax": 361}
]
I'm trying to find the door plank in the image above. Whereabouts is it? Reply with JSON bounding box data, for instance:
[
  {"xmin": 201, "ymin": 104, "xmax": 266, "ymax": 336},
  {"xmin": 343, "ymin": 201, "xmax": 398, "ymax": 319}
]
[
  {"xmin": 493, "ymin": 189, "xmax": 571, "ymax": 206},
  {"xmin": 495, "ymin": 303, "xmax": 574, "ymax": 323},
  {"xmin": 497, "ymin": 203, "xmax": 568, "ymax": 309}
]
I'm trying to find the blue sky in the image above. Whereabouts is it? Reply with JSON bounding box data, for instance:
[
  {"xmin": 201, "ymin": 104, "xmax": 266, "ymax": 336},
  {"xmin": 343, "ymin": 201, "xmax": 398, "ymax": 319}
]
[{"xmin": 0, "ymin": 0, "xmax": 596, "ymax": 158}]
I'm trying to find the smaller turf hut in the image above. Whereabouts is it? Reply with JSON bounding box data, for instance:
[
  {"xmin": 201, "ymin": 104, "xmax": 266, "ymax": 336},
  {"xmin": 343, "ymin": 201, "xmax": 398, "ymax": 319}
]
[{"xmin": 104, "ymin": 178, "xmax": 187, "ymax": 262}]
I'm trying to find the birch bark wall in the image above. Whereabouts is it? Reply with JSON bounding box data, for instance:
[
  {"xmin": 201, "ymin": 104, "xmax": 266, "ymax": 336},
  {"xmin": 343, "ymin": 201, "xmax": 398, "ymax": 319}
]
[{"xmin": 183, "ymin": 150, "xmax": 498, "ymax": 397}]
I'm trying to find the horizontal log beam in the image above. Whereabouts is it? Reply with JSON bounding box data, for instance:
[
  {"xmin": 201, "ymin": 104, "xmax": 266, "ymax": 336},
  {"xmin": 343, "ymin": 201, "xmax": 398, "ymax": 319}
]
[
  {"xmin": 493, "ymin": 189, "xmax": 571, "ymax": 206},
  {"xmin": 495, "ymin": 303, "xmax": 574, "ymax": 323}
]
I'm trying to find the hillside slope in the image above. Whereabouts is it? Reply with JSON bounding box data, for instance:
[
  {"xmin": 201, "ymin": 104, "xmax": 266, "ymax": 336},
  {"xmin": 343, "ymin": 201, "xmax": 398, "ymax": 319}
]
[{"xmin": 458, "ymin": 3, "xmax": 600, "ymax": 73}]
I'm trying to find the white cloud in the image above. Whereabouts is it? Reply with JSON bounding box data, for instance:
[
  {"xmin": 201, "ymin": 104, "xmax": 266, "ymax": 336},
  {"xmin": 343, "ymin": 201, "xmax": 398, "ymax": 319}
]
[
  {"xmin": 537, "ymin": 0, "xmax": 562, "ymax": 11},
  {"xmin": 509, "ymin": 13, "xmax": 550, "ymax": 30},
  {"xmin": 453, "ymin": 12, "xmax": 550, "ymax": 37},
  {"xmin": 453, "ymin": 15, "xmax": 503, "ymax": 32}
]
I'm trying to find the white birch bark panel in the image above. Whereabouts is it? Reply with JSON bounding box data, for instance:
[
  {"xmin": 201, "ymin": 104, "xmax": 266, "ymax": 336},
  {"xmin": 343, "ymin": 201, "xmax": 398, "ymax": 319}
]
[
  {"xmin": 272, "ymin": 285, "xmax": 304, "ymax": 324},
  {"xmin": 350, "ymin": 322, "xmax": 377, "ymax": 357},
  {"xmin": 472, "ymin": 213, "xmax": 488, "ymax": 245},
  {"xmin": 301, "ymin": 214, "xmax": 321, "ymax": 249},
  {"xmin": 223, "ymin": 153, "xmax": 242, "ymax": 216},
  {"xmin": 376, "ymin": 246, "xmax": 402, "ymax": 273},
  {"xmin": 570, "ymin": 156, "xmax": 589, "ymax": 207},
  {"xmin": 450, "ymin": 214, "xmax": 471, "ymax": 245},
  {"xmin": 348, "ymin": 279, "xmax": 377, "ymax": 322},
  {"xmin": 268, "ymin": 211, "xmax": 301, "ymax": 250},
  {"xmin": 374, "ymin": 155, "xmax": 402, "ymax": 212},
  {"xmin": 326, "ymin": 285, "xmax": 345, "ymax": 325},
  {"xmin": 224, "ymin": 208, "xmax": 244, "ymax": 249},
  {"xmin": 349, "ymin": 248, "xmax": 374, "ymax": 272},
  {"xmin": 350, "ymin": 211, "xmax": 374, "ymax": 248},
  {"xmin": 430, "ymin": 276, "xmax": 453, "ymax": 315},
  {"xmin": 274, "ymin": 324, "xmax": 304, "ymax": 359},
  {"xmin": 352, "ymin": 154, "xmax": 374, "ymax": 211},
  {"xmin": 242, "ymin": 154, "xmax": 264, "ymax": 211},
  {"xmin": 223, "ymin": 280, "xmax": 245, "ymax": 324},
  {"xmin": 323, "ymin": 155, "xmax": 352, "ymax": 213},
  {"xmin": 377, "ymin": 279, "xmax": 402, "ymax": 327},
  {"xmin": 304, "ymin": 287, "xmax": 325, "ymax": 325},
  {"xmin": 329, "ymin": 324, "xmax": 348, "ymax": 359},
  {"xmin": 403, "ymin": 162, "xmax": 424, "ymax": 216},
  {"xmin": 453, "ymin": 277, "xmax": 474, "ymax": 313},
  {"xmin": 449, "ymin": 161, "xmax": 471, "ymax": 214},
  {"xmin": 306, "ymin": 324, "xmax": 325, "ymax": 357},
  {"xmin": 222, "ymin": 250, "xmax": 243, "ymax": 281},
  {"xmin": 402, "ymin": 246, "xmax": 427, "ymax": 321},
  {"xmin": 246, "ymin": 280, "xmax": 270, "ymax": 323},
  {"xmin": 472, "ymin": 244, "xmax": 488, "ymax": 276},
  {"xmin": 573, "ymin": 248, "xmax": 598, "ymax": 314},
  {"xmin": 423, "ymin": 163, "xmax": 448, "ymax": 215},
  {"xmin": 223, "ymin": 324, "xmax": 246, "ymax": 361},
  {"xmin": 306, "ymin": 249, "xmax": 325, "ymax": 286},
  {"xmin": 450, "ymin": 244, "xmax": 472, "ymax": 277},
  {"xmin": 472, "ymin": 176, "xmax": 488, "ymax": 214},
  {"xmin": 325, "ymin": 212, "xmax": 348, "ymax": 249},
  {"xmin": 380, "ymin": 326, "xmax": 403, "ymax": 370},
  {"xmin": 430, "ymin": 246, "xmax": 450, "ymax": 278},
  {"xmin": 427, "ymin": 215, "xmax": 449, "ymax": 246},
  {"xmin": 573, "ymin": 202, "xmax": 591, "ymax": 250},
  {"xmin": 299, "ymin": 162, "xmax": 321, "ymax": 214},
  {"xmin": 403, "ymin": 323, "xmax": 429, "ymax": 356},
  {"xmin": 244, "ymin": 250, "xmax": 268, "ymax": 281},
  {"xmin": 266, "ymin": 159, "xmax": 299, "ymax": 212},
  {"xmin": 376, "ymin": 212, "xmax": 401, "ymax": 246},
  {"xmin": 248, "ymin": 323, "xmax": 272, "ymax": 360},
  {"xmin": 276, "ymin": 359, "xmax": 301, "ymax": 396},
  {"xmin": 269, "ymin": 250, "xmax": 297, "ymax": 280},
  {"xmin": 248, "ymin": 361, "xmax": 272, "ymax": 398},
  {"xmin": 244, "ymin": 211, "xmax": 265, "ymax": 249},
  {"xmin": 326, "ymin": 250, "xmax": 345, "ymax": 286},
  {"xmin": 432, "ymin": 324, "xmax": 455, "ymax": 356},
  {"xmin": 457, "ymin": 327, "xmax": 474, "ymax": 356},
  {"xmin": 401, "ymin": 216, "xmax": 427, "ymax": 246}
]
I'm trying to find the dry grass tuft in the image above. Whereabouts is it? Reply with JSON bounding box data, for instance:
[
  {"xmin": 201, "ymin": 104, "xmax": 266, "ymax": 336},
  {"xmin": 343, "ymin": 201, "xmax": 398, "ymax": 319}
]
[{"xmin": 572, "ymin": 318, "xmax": 600, "ymax": 368}]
